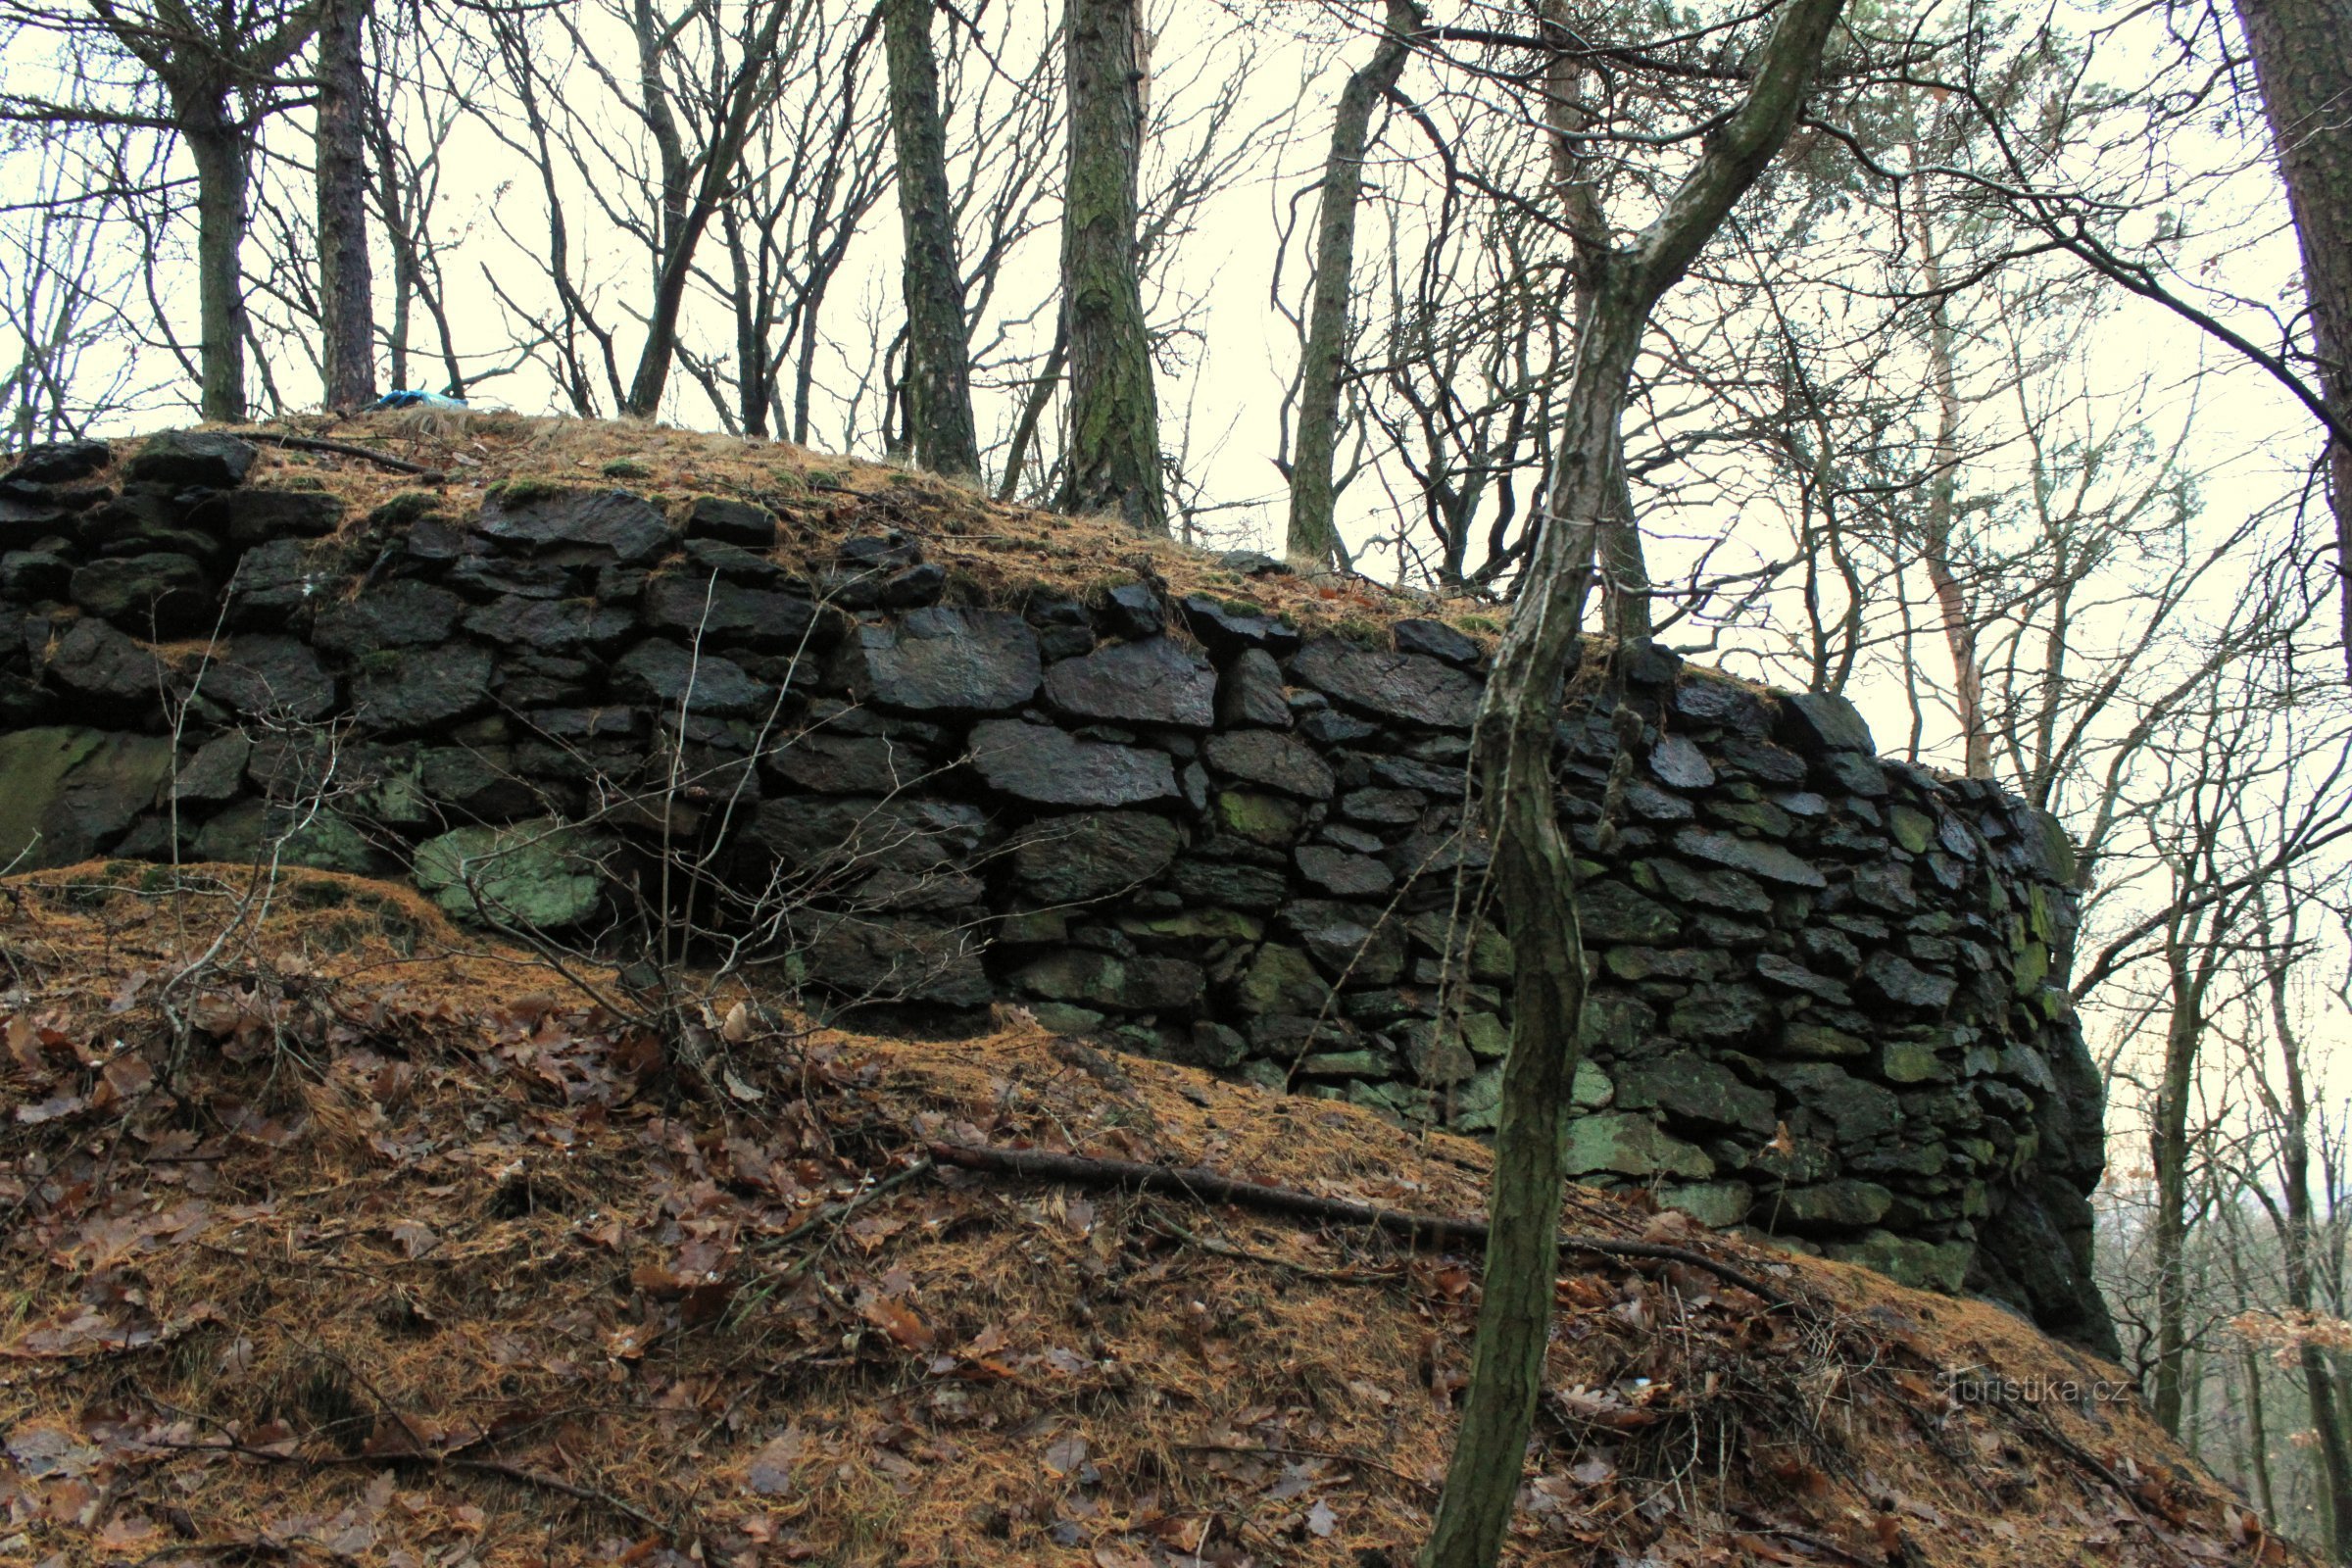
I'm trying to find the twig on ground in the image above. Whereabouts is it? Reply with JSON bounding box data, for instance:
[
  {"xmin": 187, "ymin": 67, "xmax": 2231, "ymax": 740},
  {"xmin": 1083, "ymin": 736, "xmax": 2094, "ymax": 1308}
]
[
  {"xmin": 1145, "ymin": 1209, "xmax": 1407, "ymax": 1285},
  {"xmin": 1173, "ymin": 1440, "xmax": 1437, "ymax": 1494},
  {"xmin": 926, "ymin": 1141, "xmax": 1800, "ymax": 1309},
  {"xmin": 231, "ymin": 430, "xmax": 446, "ymax": 478}
]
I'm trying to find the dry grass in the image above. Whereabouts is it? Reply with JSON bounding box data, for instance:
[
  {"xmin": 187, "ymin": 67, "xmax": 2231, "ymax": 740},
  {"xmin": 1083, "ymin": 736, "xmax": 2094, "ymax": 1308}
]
[
  {"xmin": 0, "ymin": 865, "xmax": 2297, "ymax": 1566},
  {"xmin": 156, "ymin": 412, "xmax": 1503, "ymax": 648}
]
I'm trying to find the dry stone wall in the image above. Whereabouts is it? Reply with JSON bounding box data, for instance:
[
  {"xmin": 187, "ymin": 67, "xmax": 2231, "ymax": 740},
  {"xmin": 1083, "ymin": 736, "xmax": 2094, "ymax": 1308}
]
[{"xmin": 0, "ymin": 432, "xmax": 2116, "ymax": 1353}]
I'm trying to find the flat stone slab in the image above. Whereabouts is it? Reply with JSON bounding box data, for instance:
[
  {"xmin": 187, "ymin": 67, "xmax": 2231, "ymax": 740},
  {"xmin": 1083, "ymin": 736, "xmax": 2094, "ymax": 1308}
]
[
  {"xmin": 840, "ymin": 607, "xmax": 1041, "ymax": 714},
  {"xmin": 1044, "ymin": 635, "xmax": 1217, "ymax": 728},
  {"xmin": 1673, "ymin": 827, "xmax": 1827, "ymax": 888},
  {"xmin": 969, "ymin": 718, "xmax": 1178, "ymax": 808},
  {"xmin": 1289, "ymin": 638, "xmax": 1481, "ymax": 730},
  {"xmin": 475, "ymin": 486, "xmax": 672, "ymax": 564}
]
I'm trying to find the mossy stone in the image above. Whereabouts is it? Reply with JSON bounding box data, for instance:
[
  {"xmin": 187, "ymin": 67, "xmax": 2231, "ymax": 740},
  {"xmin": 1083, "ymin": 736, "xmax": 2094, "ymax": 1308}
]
[{"xmin": 413, "ymin": 818, "xmax": 609, "ymax": 929}]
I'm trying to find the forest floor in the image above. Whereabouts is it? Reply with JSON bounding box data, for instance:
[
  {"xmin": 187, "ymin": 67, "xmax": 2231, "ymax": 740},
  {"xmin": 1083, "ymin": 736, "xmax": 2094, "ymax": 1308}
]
[{"xmin": 0, "ymin": 862, "xmax": 2296, "ymax": 1567}]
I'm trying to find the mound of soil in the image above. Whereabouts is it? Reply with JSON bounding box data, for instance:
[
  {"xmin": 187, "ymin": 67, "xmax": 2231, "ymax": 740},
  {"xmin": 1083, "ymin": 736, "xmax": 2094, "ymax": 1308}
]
[{"xmin": 0, "ymin": 864, "xmax": 2288, "ymax": 1566}]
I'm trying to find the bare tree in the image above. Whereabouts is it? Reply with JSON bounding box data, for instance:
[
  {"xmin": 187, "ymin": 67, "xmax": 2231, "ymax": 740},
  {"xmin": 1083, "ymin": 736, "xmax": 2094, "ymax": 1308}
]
[
  {"xmin": 1059, "ymin": 0, "xmax": 1164, "ymax": 534},
  {"xmin": 882, "ymin": 0, "xmax": 980, "ymax": 477},
  {"xmin": 1426, "ymin": 1, "xmax": 1847, "ymax": 1563}
]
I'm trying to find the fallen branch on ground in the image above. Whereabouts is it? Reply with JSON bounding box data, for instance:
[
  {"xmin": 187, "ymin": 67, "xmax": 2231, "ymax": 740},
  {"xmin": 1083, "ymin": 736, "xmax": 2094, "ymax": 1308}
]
[
  {"xmin": 925, "ymin": 1141, "xmax": 1799, "ymax": 1309},
  {"xmin": 230, "ymin": 430, "xmax": 447, "ymax": 479}
]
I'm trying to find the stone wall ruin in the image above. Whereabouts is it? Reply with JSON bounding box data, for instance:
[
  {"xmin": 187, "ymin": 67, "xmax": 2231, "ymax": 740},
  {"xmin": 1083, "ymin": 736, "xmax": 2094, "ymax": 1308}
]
[{"xmin": 0, "ymin": 430, "xmax": 2116, "ymax": 1352}]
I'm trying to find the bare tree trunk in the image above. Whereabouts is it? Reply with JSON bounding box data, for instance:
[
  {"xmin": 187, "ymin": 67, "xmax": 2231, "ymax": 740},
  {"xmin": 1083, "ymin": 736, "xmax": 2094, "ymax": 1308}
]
[
  {"xmin": 1913, "ymin": 199, "xmax": 1990, "ymax": 775},
  {"xmin": 619, "ymin": 0, "xmax": 803, "ymax": 419},
  {"xmin": 1540, "ymin": 3, "xmax": 1650, "ymax": 640},
  {"xmin": 182, "ymin": 107, "xmax": 250, "ymax": 421},
  {"xmin": 883, "ymin": 0, "xmax": 981, "ymax": 477},
  {"xmin": 315, "ymin": 0, "xmax": 375, "ymax": 411},
  {"xmin": 2150, "ymin": 935, "xmax": 2202, "ymax": 1436},
  {"xmin": 2230, "ymin": 0, "xmax": 2352, "ymax": 676},
  {"xmin": 1419, "ymin": 2, "xmax": 1846, "ymax": 1562},
  {"xmin": 1059, "ymin": 0, "xmax": 1165, "ymax": 534},
  {"xmin": 1284, "ymin": 0, "xmax": 1420, "ymax": 567},
  {"xmin": 2242, "ymin": 1347, "xmax": 2280, "ymax": 1521},
  {"xmin": 2257, "ymin": 897, "xmax": 2352, "ymax": 1553}
]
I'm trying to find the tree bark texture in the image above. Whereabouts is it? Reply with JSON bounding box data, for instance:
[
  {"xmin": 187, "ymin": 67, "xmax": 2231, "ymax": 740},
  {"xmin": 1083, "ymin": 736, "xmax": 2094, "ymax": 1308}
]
[
  {"xmin": 884, "ymin": 0, "xmax": 982, "ymax": 477},
  {"xmin": 1059, "ymin": 0, "xmax": 1166, "ymax": 535},
  {"xmin": 1913, "ymin": 201, "xmax": 1991, "ymax": 776},
  {"xmin": 1419, "ymin": 3, "xmax": 1846, "ymax": 1564},
  {"xmin": 184, "ymin": 111, "xmax": 251, "ymax": 422},
  {"xmin": 2231, "ymin": 0, "xmax": 2352, "ymax": 674},
  {"xmin": 1541, "ymin": 4, "xmax": 1652, "ymax": 641},
  {"xmin": 314, "ymin": 0, "xmax": 375, "ymax": 410},
  {"xmin": 1284, "ymin": 0, "xmax": 1421, "ymax": 568},
  {"xmin": 2149, "ymin": 937, "xmax": 2203, "ymax": 1437}
]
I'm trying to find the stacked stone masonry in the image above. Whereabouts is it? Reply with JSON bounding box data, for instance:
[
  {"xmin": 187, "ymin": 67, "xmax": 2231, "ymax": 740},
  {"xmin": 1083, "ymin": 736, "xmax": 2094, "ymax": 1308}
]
[{"xmin": 0, "ymin": 433, "xmax": 2117, "ymax": 1353}]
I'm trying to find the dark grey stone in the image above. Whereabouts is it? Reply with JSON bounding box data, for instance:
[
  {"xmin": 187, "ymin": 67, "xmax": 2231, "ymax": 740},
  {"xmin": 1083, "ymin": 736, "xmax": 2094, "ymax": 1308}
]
[
  {"xmin": 1101, "ymin": 582, "xmax": 1164, "ymax": 639},
  {"xmin": 464, "ymin": 596, "xmax": 636, "ymax": 652},
  {"xmin": 1673, "ymin": 827, "xmax": 1828, "ymax": 888},
  {"xmin": 313, "ymin": 579, "xmax": 465, "ymax": 652},
  {"xmin": 1281, "ymin": 900, "xmax": 1407, "ymax": 985},
  {"xmin": 1673, "ymin": 673, "xmax": 1771, "ymax": 735},
  {"xmin": 352, "ymin": 642, "xmax": 495, "ymax": 730},
  {"xmin": 766, "ymin": 732, "xmax": 925, "ymax": 795},
  {"xmin": 476, "ymin": 485, "xmax": 673, "ymax": 564},
  {"xmin": 1170, "ymin": 858, "xmax": 1289, "ymax": 910},
  {"xmin": 1216, "ymin": 647, "xmax": 1292, "ymax": 728},
  {"xmin": 208, "ymin": 635, "xmax": 337, "ymax": 722},
  {"xmin": 1648, "ymin": 734, "xmax": 1715, "ymax": 790},
  {"xmin": 1778, "ymin": 690, "xmax": 1876, "ymax": 755},
  {"xmin": 124, "ymin": 429, "xmax": 257, "ymax": 488},
  {"xmin": 1755, "ymin": 953, "xmax": 1851, "ymax": 1004},
  {"xmin": 969, "ymin": 717, "xmax": 1179, "ymax": 808},
  {"xmin": 191, "ymin": 488, "xmax": 345, "ymax": 547},
  {"xmin": 806, "ymin": 914, "xmax": 992, "ymax": 1008},
  {"xmin": 1581, "ymin": 880, "xmax": 1680, "ymax": 943},
  {"xmin": 5, "ymin": 439, "xmax": 111, "ymax": 486},
  {"xmin": 1010, "ymin": 810, "xmax": 1183, "ymax": 902},
  {"xmin": 1045, "ymin": 635, "xmax": 1217, "ymax": 728},
  {"xmin": 1, "ymin": 550, "xmax": 73, "ymax": 602},
  {"xmin": 683, "ymin": 496, "xmax": 778, "ymax": 547},
  {"xmin": 1179, "ymin": 595, "xmax": 1300, "ymax": 656},
  {"xmin": 643, "ymin": 574, "xmax": 823, "ymax": 651},
  {"xmin": 45, "ymin": 618, "xmax": 161, "ymax": 703},
  {"xmin": 1296, "ymin": 843, "xmax": 1394, "ymax": 898},
  {"xmin": 612, "ymin": 639, "xmax": 770, "ymax": 717},
  {"xmin": 71, "ymin": 553, "xmax": 214, "ymax": 635},
  {"xmin": 839, "ymin": 607, "xmax": 1041, "ymax": 714},
  {"xmin": 1203, "ymin": 729, "xmax": 1334, "ymax": 799},
  {"xmin": 1861, "ymin": 952, "xmax": 1957, "ymax": 1010},
  {"xmin": 1392, "ymin": 618, "xmax": 1481, "ymax": 667},
  {"xmin": 1290, "ymin": 637, "xmax": 1480, "ymax": 730}
]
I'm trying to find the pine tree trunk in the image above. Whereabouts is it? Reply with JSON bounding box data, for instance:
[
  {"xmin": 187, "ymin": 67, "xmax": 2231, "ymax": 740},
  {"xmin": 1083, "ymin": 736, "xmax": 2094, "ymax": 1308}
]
[
  {"xmin": 183, "ymin": 104, "xmax": 251, "ymax": 422},
  {"xmin": 2231, "ymin": 0, "xmax": 2352, "ymax": 676},
  {"xmin": 315, "ymin": 0, "xmax": 376, "ymax": 411},
  {"xmin": 1284, "ymin": 0, "xmax": 1420, "ymax": 567},
  {"xmin": 884, "ymin": 0, "xmax": 982, "ymax": 478},
  {"xmin": 1059, "ymin": 0, "xmax": 1166, "ymax": 535}
]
